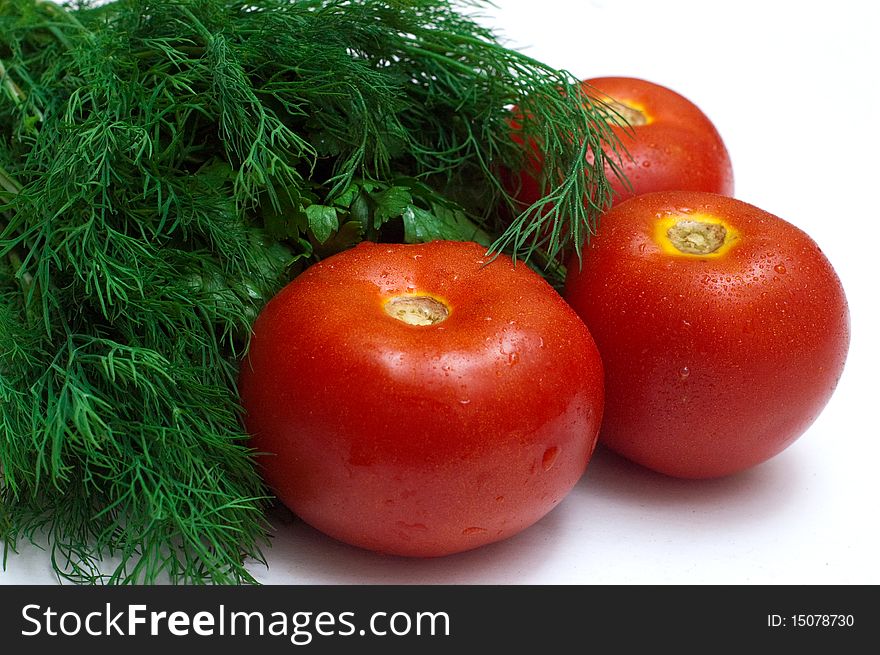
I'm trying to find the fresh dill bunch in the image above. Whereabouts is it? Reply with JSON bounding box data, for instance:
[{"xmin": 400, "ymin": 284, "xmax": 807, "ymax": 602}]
[{"xmin": 0, "ymin": 0, "xmax": 623, "ymax": 584}]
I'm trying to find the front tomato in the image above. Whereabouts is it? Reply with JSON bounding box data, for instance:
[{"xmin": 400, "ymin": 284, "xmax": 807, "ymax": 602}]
[
  {"xmin": 564, "ymin": 191, "xmax": 849, "ymax": 479},
  {"xmin": 239, "ymin": 240, "xmax": 604, "ymax": 556}
]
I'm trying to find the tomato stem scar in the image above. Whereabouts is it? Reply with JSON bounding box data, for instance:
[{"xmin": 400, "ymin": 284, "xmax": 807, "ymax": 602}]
[
  {"xmin": 606, "ymin": 99, "xmax": 649, "ymax": 126},
  {"xmin": 384, "ymin": 295, "xmax": 449, "ymax": 325},
  {"xmin": 666, "ymin": 220, "xmax": 727, "ymax": 255}
]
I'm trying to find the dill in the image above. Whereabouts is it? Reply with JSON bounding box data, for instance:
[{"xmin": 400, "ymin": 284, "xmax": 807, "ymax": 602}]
[{"xmin": 0, "ymin": 0, "xmax": 622, "ymax": 583}]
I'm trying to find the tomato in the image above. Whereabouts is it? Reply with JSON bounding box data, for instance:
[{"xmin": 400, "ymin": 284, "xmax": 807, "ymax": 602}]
[
  {"xmin": 563, "ymin": 191, "xmax": 849, "ymax": 479},
  {"xmin": 239, "ymin": 240, "xmax": 604, "ymax": 556},
  {"xmin": 585, "ymin": 77, "xmax": 734, "ymax": 203},
  {"xmin": 505, "ymin": 76, "xmax": 734, "ymax": 213}
]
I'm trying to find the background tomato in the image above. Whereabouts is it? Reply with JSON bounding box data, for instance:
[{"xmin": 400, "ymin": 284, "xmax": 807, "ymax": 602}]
[
  {"xmin": 504, "ymin": 76, "xmax": 734, "ymax": 216},
  {"xmin": 564, "ymin": 191, "xmax": 849, "ymax": 479},
  {"xmin": 585, "ymin": 76, "xmax": 734, "ymax": 204},
  {"xmin": 239, "ymin": 240, "xmax": 604, "ymax": 557}
]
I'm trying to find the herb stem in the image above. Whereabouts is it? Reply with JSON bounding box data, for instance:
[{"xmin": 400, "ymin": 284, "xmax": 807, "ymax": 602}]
[
  {"xmin": 178, "ymin": 6, "xmax": 215, "ymax": 43},
  {"xmin": 0, "ymin": 164, "xmax": 22, "ymax": 196},
  {"xmin": 0, "ymin": 60, "xmax": 26, "ymax": 104},
  {"xmin": 35, "ymin": 0, "xmax": 87, "ymax": 33},
  {"xmin": 398, "ymin": 43, "xmax": 483, "ymax": 78},
  {"xmin": 0, "ymin": 59, "xmax": 45, "ymax": 125}
]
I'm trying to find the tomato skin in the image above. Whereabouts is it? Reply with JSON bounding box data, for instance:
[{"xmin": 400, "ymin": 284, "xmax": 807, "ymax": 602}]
[
  {"xmin": 239, "ymin": 240, "xmax": 604, "ymax": 556},
  {"xmin": 563, "ymin": 191, "xmax": 849, "ymax": 479},
  {"xmin": 505, "ymin": 77, "xmax": 734, "ymax": 212},
  {"xmin": 586, "ymin": 77, "xmax": 734, "ymax": 203}
]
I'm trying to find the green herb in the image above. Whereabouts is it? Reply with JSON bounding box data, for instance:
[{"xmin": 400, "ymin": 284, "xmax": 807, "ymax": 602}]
[{"xmin": 0, "ymin": 0, "xmax": 623, "ymax": 583}]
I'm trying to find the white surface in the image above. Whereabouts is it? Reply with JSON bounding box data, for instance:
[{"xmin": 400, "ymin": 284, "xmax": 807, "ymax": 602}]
[{"xmin": 2, "ymin": 0, "xmax": 877, "ymax": 585}]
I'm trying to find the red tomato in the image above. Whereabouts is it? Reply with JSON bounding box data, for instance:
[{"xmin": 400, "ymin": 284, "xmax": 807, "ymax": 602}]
[
  {"xmin": 586, "ymin": 76, "xmax": 734, "ymax": 203},
  {"xmin": 563, "ymin": 191, "xmax": 849, "ymax": 479},
  {"xmin": 239, "ymin": 240, "xmax": 604, "ymax": 556},
  {"xmin": 505, "ymin": 77, "xmax": 734, "ymax": 213}
]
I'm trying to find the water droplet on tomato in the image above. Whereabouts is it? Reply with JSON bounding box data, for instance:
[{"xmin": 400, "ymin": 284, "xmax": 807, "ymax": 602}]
[
  {"xmin": 462, "ymin": 527, "xmax": 487, "ymax": 535},
  {"xmin": 678, "ymin": 366, "xmax": 690, "ymax": 380},
  {"xmin": 459, "ymin": 399, "xmax": 471, "ymax": 406},
  {"xmin": 774, "ymin": 263, "xmax": 787, "ymax": 274},
  {"xmin": 542, "ymin": 446, "xmax": 560, "ymax": 471},
  {"xmin": 508, "ymin": 352, "xmax": 520, "ymax": 365}
]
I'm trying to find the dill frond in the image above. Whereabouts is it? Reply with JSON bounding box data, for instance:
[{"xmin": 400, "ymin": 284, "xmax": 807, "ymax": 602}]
[{"xmin": 0, "ymin": 0, "xmax": 621, "ymax": 583}]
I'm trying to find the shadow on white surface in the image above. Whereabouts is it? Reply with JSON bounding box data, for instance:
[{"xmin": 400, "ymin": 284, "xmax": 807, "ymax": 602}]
[
  {"xmin": 249, "ymin": 495, "xmax": 573, "ymax": 585},
  {"xmin": 579, "ymin": 444, "xmax": 802, "ymax": 515},
  {"xmin": 0, "ymin": 439, "xmax": 814, "ymax": 585},
  {"xmin": 251, "ymin": 443, "xmax": 807, "ymax": 585}
]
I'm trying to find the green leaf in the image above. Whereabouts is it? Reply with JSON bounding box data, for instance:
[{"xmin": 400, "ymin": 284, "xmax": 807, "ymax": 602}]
[
  {"xmin": 371, "ymin": 186, "xmax": 413, "ymax": 229},
  {"xmin": 196, "ymin": 159, "xmax": 236, "ymax": 187},
  {"xmin": 390, "ymin": 176, "xmax": 437, "ymax": 199},
  {"xmin": 330, "ymin": 184, "xmax": 360, "ymax": 209},
  {"xmin": 306, "ymin": 204, "xmax": 339, "ymax": 244},
  {"xmin": 350, "ymin": 192, "xmax": 371, "ymax": 227},
  {"xmin": 401, "ymin": 203, "xmax": 492, "ymax": 246},
  {"xmin": 262, "ymin": 185, "xmax": 308, "ymax": 240}
]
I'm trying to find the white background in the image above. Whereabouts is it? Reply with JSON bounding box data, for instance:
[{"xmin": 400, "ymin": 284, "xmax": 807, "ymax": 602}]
[{"xmin": 2, "ymin": 0, "xmax": 877, "ymax": 585}]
